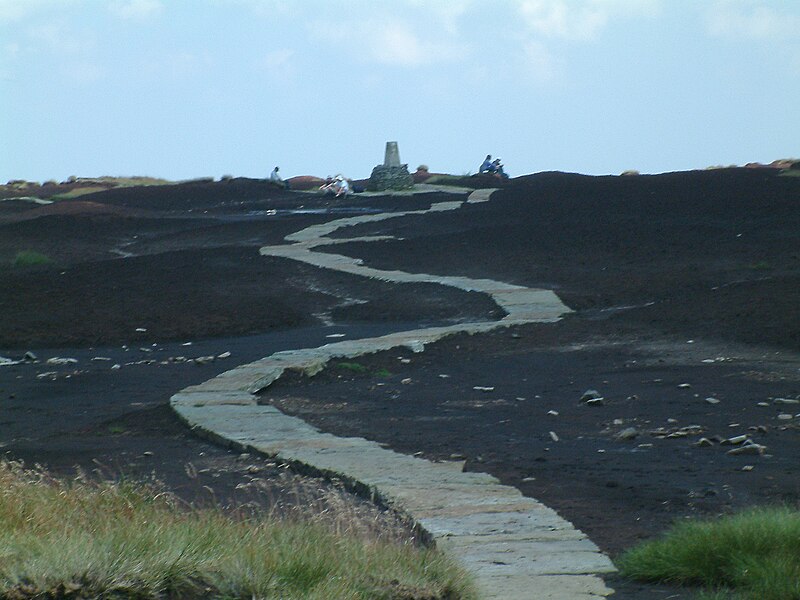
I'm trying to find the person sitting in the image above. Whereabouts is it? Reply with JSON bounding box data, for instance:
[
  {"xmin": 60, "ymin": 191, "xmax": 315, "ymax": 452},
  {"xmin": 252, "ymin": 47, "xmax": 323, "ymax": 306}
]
[
  {"xmin": 319, "ymin": 174, "xmax": 350, "ymax": 196},
  {"xmin": 270, "ymin": 166, "xmax": 288, "ymax": 188},
  {"xmin": 333, "ymin": 175, "xmax": 350, "ymax": 197},
  {"xmin": 492, "ymin": 158, "xmax": 509, "ymax": 179},
  {"xmin": 479, "ymin": 154, "xmax": 494, "ymax": 174}
]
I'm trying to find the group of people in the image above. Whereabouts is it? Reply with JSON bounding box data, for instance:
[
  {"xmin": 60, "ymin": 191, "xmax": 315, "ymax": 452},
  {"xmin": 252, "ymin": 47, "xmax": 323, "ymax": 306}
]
[
  {"xmin": 478, "ymin": 155, "xmax": 509, "ymax": 179},
  {"xmin": 319, "ymin": 174, "xmax": 350, "ymax": 197},
  {"xmin": 271, "ymin": 166, "xmax": 352, "ymax": 196},
  {"xmin": 272, "ymin": 156, "xmax": 509, "ymax": 192}
]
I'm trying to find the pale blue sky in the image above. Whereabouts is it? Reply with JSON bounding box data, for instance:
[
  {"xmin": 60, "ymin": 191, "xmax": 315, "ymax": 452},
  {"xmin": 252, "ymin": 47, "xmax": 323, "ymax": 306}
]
[{"xmin": 1, "ymin": 0, "xmax": 798, "ymax": 182}]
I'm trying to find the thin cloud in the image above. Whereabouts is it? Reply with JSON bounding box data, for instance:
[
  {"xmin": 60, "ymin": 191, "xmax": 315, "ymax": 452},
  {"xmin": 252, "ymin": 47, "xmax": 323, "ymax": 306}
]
[
  {"xmin": 0, "ymin": 0, "xmax": 76, "ymax": 24},
  {"xmin": 27, "ymin": 22, "xmax": 94, "ymax": 54},
  {"xmin": 322, "ymin": 18, "xmax": 466, "ymax": 68},
  {"xmin": 517, "ymin": 0, "xmax": 661, "ymax": 41},
  {"xmin": 258, "ymin": 48, "xmax": 296, "ymax": 82},
  {"xmin": 523, "ymin": 39, "xmax": 561, "ymax": 81},
  {"xmin": 64, "ymin": 60, "xmax": 104, "ymax": 83},
  {"xmin": 208, "ymin": 0, "xmax": 297, "ymax": 18},
  {"xmin": 109, "ymin": 0, "xmax": 164, "ymax": 20},
  {"xmin": 707, "ymin": 1, "xmax": 800, "ymax": 40}
]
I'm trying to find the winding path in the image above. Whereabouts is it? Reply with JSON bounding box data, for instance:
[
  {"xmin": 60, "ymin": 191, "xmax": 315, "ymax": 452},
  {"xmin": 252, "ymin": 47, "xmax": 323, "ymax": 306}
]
[{"xmin": 171, "ymin": 188, "xmax": 616, "ymax": 599}]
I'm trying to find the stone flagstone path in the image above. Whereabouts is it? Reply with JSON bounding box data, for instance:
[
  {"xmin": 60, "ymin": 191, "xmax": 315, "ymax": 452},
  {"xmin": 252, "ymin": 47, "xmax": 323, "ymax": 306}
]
[{"xmin": 171, "ymin": 187, "xmax": 617, "ymax": 599}]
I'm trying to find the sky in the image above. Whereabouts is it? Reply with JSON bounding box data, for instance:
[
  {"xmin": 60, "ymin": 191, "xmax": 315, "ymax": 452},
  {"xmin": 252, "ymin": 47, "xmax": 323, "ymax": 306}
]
[{"xmin": 1, "ymin": 0, "xmax": 799, "ymax": 182}]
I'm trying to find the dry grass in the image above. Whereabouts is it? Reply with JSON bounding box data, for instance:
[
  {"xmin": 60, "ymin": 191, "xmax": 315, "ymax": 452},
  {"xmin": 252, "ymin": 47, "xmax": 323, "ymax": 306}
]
[{"xmin": 0, "ymin": 460, "xmax": 475, "ymax": 599}]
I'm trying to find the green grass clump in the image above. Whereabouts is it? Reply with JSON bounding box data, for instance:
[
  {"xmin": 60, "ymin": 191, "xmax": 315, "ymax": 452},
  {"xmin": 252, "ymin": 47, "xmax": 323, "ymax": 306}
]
[
  {"xmin": 747, "ymin": 261, "xmax": 772, "ymax": 270},
  {"xmin": 50, "ymin": 186, "xmax": 108, "ymax": 199},
  {"xmin": 0, "ymin": 460, "xmax": 475, "ymax": 599},
  {"xmin": 11, "ymin": 250, "xmax": 52, "ymax": 267},
  {"xmin": 337, "ymin": 361, "xmax": 369, "ymax": 374},
  {"xmin": 617, "ymin": 507, "xmax": 800, "ymax": 600}
]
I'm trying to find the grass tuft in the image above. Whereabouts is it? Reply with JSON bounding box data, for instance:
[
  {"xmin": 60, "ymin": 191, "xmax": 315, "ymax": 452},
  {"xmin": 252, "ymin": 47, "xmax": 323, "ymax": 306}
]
[
  {"xmin": 11, "ymin": 250, "xmax": 52, "ymax": 268},
  {"xmin": 0, "ymin": 460, "xmax": 475, "ymax": 599},
  {"xmin": 337, "ymin": 361, "xmax": 369, "ymax": 374},
  {"xmin": 617, "ymin": 506, "xmax": 800, "ymax": 600}
]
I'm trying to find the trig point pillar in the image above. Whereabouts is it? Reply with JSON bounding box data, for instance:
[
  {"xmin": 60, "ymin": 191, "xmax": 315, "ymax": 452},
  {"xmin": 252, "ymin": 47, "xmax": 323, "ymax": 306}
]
[
  {"xmin": 368, "ymin": 141, "xmax": 413, "ymax": 191},
  {"xmin": 384, "ymin": 141, "xmax": 401, "ymax": 167}
]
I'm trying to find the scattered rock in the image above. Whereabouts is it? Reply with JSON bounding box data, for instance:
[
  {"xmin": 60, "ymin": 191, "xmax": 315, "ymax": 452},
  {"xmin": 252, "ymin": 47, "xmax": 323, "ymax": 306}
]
[
  {"xmin": 135, "ymin": 327, "xmax": 147, "ymax": 332},
  {"xmin": 522, "ymin": 476, "xmax": 535, "ymax": 482},
  {"xmin": 547, "ymin": 410, "xmax": 559, "ymax": 416},
  {"xmin": 217, "ymin": 351, "xmax": 231, "ymax": 359},
  {"xmin": 194, "ymin": 356, "xmax": 215, "ymax": 365},
  {"xmin": 23, "ymin": 351, "xmax": 38, "ymax": 362},
  {"xmin": 680, "ymin": 425, "xmax": 704, "ymax": 434},
  {"xmin": 580, "ymin": 389, "xmax": 602, "ymax": 402},
  {"xmin": 777, "ymin": 413, "xmax": 793, "ymax": 421},
  {"xmin": 705, "ymin": 397, "xmax": 721, "ymax": 405},
  {"xmin": 0, "ymin": 356, "xmax": 19, "ymax": 366},
  {"xmin": 111, "ymin": 364, "xmax": 121, "ymax": 370},
  {"xmin": 667, "ymin": 430, "xmax": 689, "ymax": 438},
  {"xmin": 549, "ymin": 431, "xmax": 560, "ymax": 442},
  {"xmin": 774, "ymin": 398, "xmax": 800, "ymax": 405},
  {"xmin": 36, "ymin": 371, "xmax": 58, "ymax": 379},
  {"xmin": 473, "ymin": 386, "xmax": 495, "ymax": 392},
  {"xmin": 694, "ymin": 437, "xmax": 715, "ymax": 447},
  {"xmin": 721, "ymin": 434, "xmax": 750, "ymax": 446},
  {"xmin": 46, "ymin": 357, "xmax": 78, "ymax": 365},
  {"xmin": 584, "ymin": 398, "xmax": 605, "ymax": 406},
  {"xmin": 616, "ymin": 427, "xmax": 640, "ymax": 441},
  {"xmin": 142, "ymin": 451, "xmax": 154, "ymax": 457},
  {"xmin": 678, "ymin": 383, "xmax": 692, "ymax": 388},
  {"xmin": 91, "ymin": 356, "xmax": 111, "ymax": 361},
  {"xmin": 741, "ymin": 465, "xmax": 754, "ymax": 471},
  {"xmin": 727, "ymin": 443, "xmax": 767, "ymax": 456},
  {"xmin": 401, "ymin": 378, "xmax": 412, "ymax": 385},
  {"xmin": 449, "ymin": 453, "xmax": 466, "ymax": 460}
]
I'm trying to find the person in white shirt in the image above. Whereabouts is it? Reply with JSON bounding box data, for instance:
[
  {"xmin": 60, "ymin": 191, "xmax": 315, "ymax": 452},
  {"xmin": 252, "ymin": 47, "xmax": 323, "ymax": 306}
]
[{"xmin": 334, "ymin": 175, "xmax": 350, "ymax": 196}]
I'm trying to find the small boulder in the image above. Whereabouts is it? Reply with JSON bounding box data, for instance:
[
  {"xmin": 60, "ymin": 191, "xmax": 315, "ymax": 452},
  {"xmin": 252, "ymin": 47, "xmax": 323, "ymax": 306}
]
[
  {"xmin": 727, "ymin": 443, "xmax": 767, "ymax": 456},
  {"xmin": 721, "ymin": 434, "xmax": 749, "ymax": 445},
  {"xmin": 616, "ymin": 427, "xmax": 640, "ymax": 441}
]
